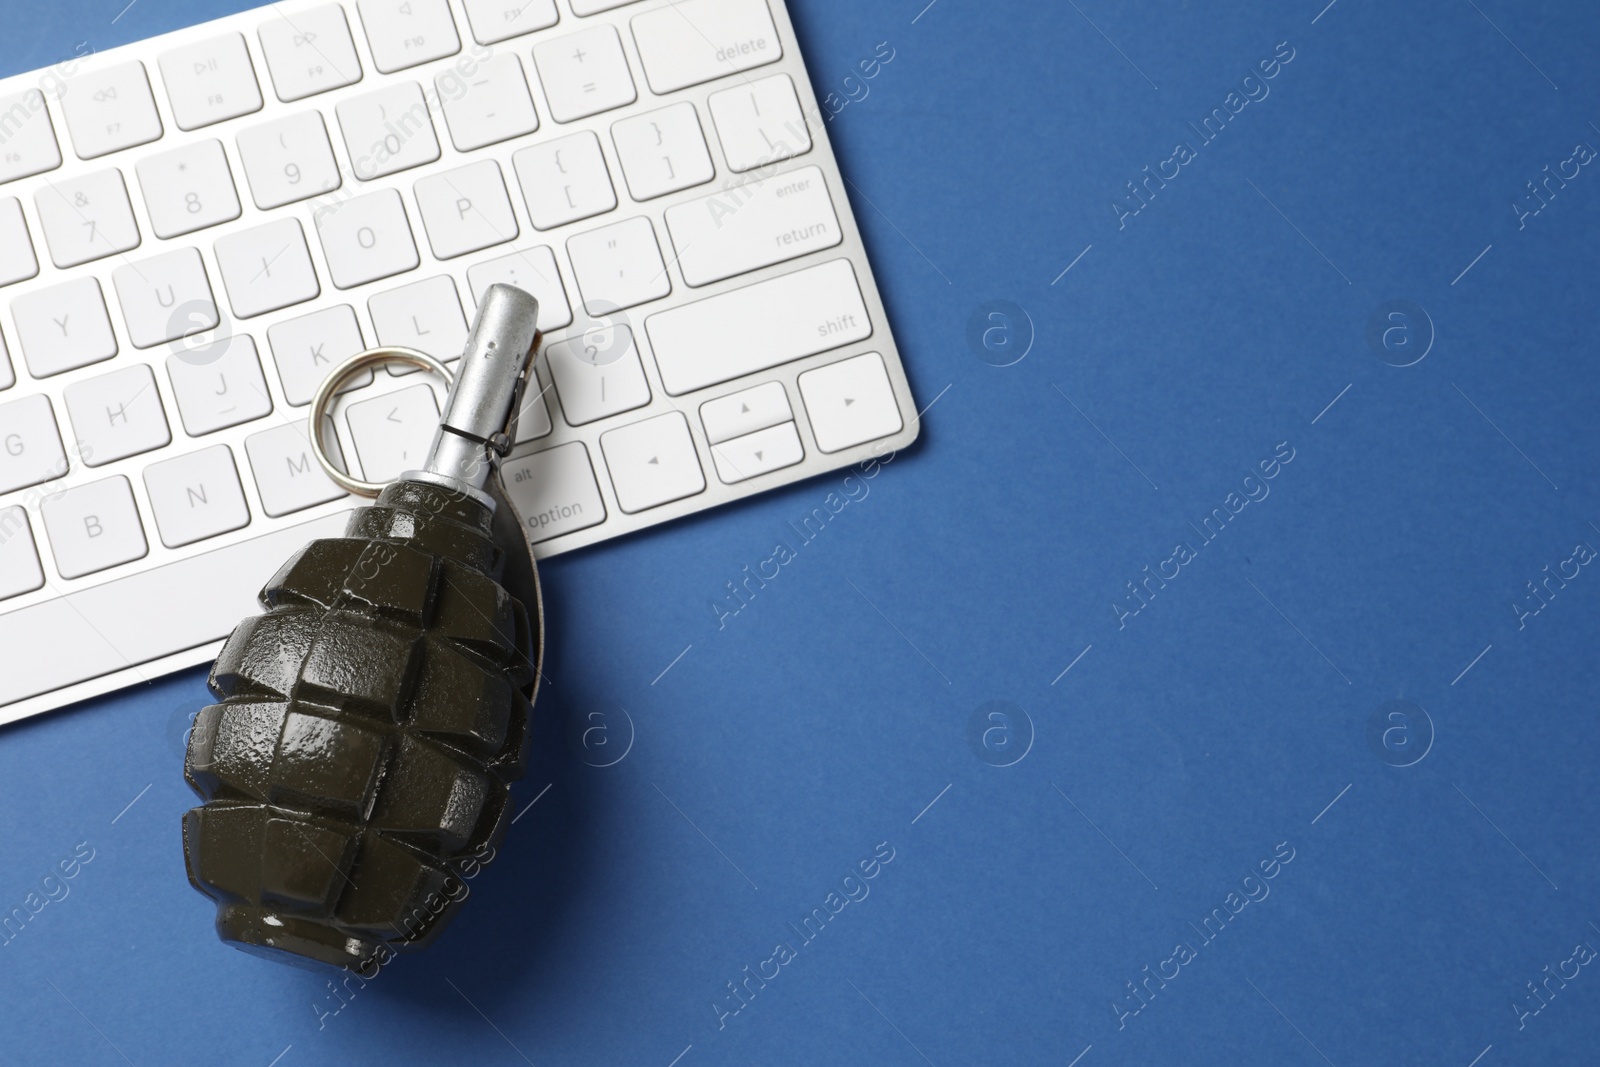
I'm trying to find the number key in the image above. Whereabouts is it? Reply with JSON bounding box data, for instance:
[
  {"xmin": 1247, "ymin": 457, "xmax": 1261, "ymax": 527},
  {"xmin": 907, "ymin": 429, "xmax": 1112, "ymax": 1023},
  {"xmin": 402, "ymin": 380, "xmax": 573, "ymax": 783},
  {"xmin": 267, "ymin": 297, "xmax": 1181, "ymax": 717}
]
[
  {"xmin": 236, "ymin": 112, "xmax": 342, "ymax": 210},
  {"xmin": 335, "ymin": 82, "xmax": 440, "ymax": 181},
  {"xmin": 33, "ymin": 170, "xmax": 140, "ymax": 269},
  {"xmin": 135, "ymin": 140, "xmax": 242, "ymax": 239}
]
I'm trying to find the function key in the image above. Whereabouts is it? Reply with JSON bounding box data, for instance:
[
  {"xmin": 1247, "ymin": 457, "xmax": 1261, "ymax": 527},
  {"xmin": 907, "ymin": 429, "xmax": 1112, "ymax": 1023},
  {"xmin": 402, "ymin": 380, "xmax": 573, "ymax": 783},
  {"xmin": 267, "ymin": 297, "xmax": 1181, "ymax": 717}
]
[
  {"xmin": 59, "ymin": 61, "xmax": 163, "ymax": 160},
  {"xmin": 357, "ymin": 0, "xmax": 461, "ymax": 74},
  {"xmin": 461, "ymin": 0, "xmax": 558, "ymax": 45},
  {"xmin": 258, "ymin": 3, "xmax": 363, "ymax": 102},
  {"xmin": 0, "ymin": 90, "xmax": 62, "ymax": 183},
  {"xmin": 158, "ymin": 32, "xmax": 264, "ymax": 130}
]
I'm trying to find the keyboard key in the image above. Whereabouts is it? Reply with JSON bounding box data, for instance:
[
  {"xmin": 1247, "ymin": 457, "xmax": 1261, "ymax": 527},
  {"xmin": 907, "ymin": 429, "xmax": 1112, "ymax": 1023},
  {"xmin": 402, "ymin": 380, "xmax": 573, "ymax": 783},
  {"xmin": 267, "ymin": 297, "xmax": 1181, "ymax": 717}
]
[
  {"xmin": 567, "ymin": 216, "xmax": 670, "ymax": 314},
  {"xmin": 245, "ymin": 420, "xmax": 348, "ymax": 517},
  {"xmin": 158, "ymin": 32, "xmax": 264, "ymax": 130},
  {"xmin": 600, "ymin": 412, "xmax": 704, "ymax": 514},
  {"xmin": 59, "ymin": 61, "xmax": 164, "ymax": 160},
  {"xmin": 0, "ymin": 395, "xmax": 68, "ymax": 494},
  {"xmin": 502, "ymin": 442, "xmax": 604, "ymax": 543},
  {"xmin": 266, "ymin": 305, "xmax": 371, "ymax": 406},
  {"xmin": 513, "ymin": 380, "xmax": 553, "ymax": 444},
  {"xmin": 414, "ymin": 160, "xmax": 518, "ymax": 260},
  {"xmin": 710, "ymin": 420, "xmax": 803, "ymax": 484},
  {"xmin": 346, "ymin": 383, "xmax": 439, "ymax": 483},
  {"xmin": 0, "ymin": 334, "xmax": 12, "ymax": 391},
  {"xmin": 0, "ymin": 91, "xmax": 62, "ymax": 183},
  {"xmin": 572, "ymin": 0, "xmax": 640, "ymax": 12},
  {"xmin": 369, "ymin": 274, "xmax": 467, "ymax": 365},
  {"xmin": 112, "ymin": 247, "xmax": 218, "ymax": 349},
  {"xmin": 63, "ymin": 364, "xmax": 171, "ymax": 466},
  {"xmin": 34, "ymin": 169, "xmax": 141, "ymax": 268},
  {"xmin": 700, "ymin": 381, "xmax": 791, "ymax": 443},
  {"xmin": 0, "ymin": 198, "xmax": 40, "ymax": 287},
  {"xmin": 214, "ymin": 218, "xmax": 321, "ymax": 318},
  {"xmin": 358, "ymin": 0, "xmax": 461, "ymax": 74},
  {"xmin": 799, "ymin": 352, "xmax": 902, "ymax": 453},
  {"xmin": 0, "ymin": 506, "xmax": 45, "ymax": 601},
  {"xmin": 439, "ymin": 53, "xmax": 538, "ymax": 151},
  {"xmin": 258, "ymin": 3, "xmax": 363, "ymax": 102},
  {"xmin": 666, "ymin": 163, "xmax": 841, "ymax": 286},
  {"xmin": 533, "ymin": 25, "xmax": 636, "ymax": 123},
  {"xmin": 336, "ymin": 82, "xmax": 441, "ymax": 181},
  {"xmin": 631, "ymin": 0, "xmax": 781, "ymax": 95},
  {"xmin": 466, "ymin": 246, "xmax": 573, "ymax": 331},
  {"xmin": 513, "ymin": 131, "xmax": 616, "ymax": 231},
  {"xmin": 236, "ymin": 112, "xmax": 342, "ymax": 210},
  {"xmin": 708, "ymin": 74, "xmax": 811, "ymax": 173},
  {"xmin": 135, "ymin": 139, "xmax": 243, "ymax": 239},
  {"xmin": 0, "ymin": 510, "xmax": 350, "ymax": 707},
  {"xmin": 611, "ymin": 102, "xmax": 715, "ymax": 201},
  {"xmin": 545, "ymin": 325, "xmax": 650, "ymax": 425},
  {"xmin": 314, "ymin": 187, "xmax": 419, "ymax": 289},
  {"xmin": 39, "ymin": 475, "xmax": 147, "ymax": 579},
  {"xmin": 647, "ymin": 259, "xmax": 869, "ymax": 394},
  {"xmin": 142, "ymin": 445, "xmax": 251, "ymax": 548},
  {"xmin": 166, "ymin": 334, "xmax": 274, "ymax": 436},
  {"xmin": 462, "ymin": 0, "xmax": 558, "ymax": 45},
  {"xmin": 12, "ymin": 277, "xmax": 118, "ymax": 378}
]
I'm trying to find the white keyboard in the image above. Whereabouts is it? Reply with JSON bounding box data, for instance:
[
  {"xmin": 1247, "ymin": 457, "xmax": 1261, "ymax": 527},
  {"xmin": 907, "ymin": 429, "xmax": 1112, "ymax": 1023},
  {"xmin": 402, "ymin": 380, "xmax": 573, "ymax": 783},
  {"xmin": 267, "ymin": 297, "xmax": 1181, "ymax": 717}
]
[{"xmin": 0, "ymin": 0, "xmax": 916, "ymax": 724}]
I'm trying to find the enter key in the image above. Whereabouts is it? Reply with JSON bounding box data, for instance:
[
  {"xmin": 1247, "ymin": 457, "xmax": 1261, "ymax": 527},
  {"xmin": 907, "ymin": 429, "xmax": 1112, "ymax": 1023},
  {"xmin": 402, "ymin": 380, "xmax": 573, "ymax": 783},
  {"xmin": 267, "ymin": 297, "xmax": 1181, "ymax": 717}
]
[{"xmin": 665, "ymin": 164, "xmax": 842, "ymax": 287}]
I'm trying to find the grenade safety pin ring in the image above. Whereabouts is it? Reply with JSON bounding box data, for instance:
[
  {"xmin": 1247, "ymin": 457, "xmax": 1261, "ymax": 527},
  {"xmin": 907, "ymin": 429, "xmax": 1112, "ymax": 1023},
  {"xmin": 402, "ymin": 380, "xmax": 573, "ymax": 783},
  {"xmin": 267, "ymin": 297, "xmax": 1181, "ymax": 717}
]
[{"xmin": 308, "ymin": 346, "xmax": 454, "ymax": 498}]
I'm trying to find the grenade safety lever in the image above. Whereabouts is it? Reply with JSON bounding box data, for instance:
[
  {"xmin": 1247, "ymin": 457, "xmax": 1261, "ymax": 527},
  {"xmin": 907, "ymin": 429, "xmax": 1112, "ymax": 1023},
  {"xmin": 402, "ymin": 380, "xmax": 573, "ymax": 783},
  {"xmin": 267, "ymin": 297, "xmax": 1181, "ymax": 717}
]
[{"xmin": 182, "ymin": 285, "xmax": 544, "ymax": 972}]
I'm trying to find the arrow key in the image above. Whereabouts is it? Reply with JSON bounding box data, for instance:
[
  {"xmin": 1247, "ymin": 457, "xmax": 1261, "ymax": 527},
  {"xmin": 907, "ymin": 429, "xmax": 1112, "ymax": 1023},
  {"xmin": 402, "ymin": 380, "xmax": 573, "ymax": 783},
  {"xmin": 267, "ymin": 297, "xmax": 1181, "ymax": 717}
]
[
  {"xmin": 798, "ymin": 351, "xmax": 903, "ymax": 453},
  {"xmin": 710, "ymin": 421, "xmax": 803, "ymax": 485},
  {"xmin": 600, "ymin": 412, "xmax": 704, "ymax": 514},
  {"xmin": 700, "ymin": 381, "xmax": 791, "ymax": 444}
]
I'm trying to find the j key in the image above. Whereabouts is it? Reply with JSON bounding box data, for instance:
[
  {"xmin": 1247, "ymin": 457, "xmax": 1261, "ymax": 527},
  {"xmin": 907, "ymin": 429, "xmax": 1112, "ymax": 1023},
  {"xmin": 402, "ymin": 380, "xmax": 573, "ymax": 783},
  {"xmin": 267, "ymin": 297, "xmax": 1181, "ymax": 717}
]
[
  {"xmin": 165, "ymin": 334, "xmax": 274, "ymax": 436},
  {"xmin": 512, "ymin": 131, "xmax": 616, "ymax": 231},
  {"xmin": 631, "ymin": 0, "xmax": 782, "ymax": 96},
  {"xmin": 567, "ymin": 216, "xmax": 670, "ymax": 314},
  {"xmin": 0, "ymin": 90, "xmax": 63, "ymax": 183},
  {"xmin": 112, "ymin": 247, "xmax": 219, "ymax": 349},
  {"xmin": 266, "ymin": 305, "xmax": 371, "ymax": 406},
  {"xmin": 466, "ymin": 246, "xmax": 573, "ymax": 332},
  {"xmin": 611, "ymin": 103, "xmax": 715, "ymax": 201},
  {"xmin": 59, "ymin": 61, "xmax": 164, "ymax": 160},
  {"xmin": 258, "ymin": 3, "xmax": 363, "ymax": 102},
  {"xmin": 414, "ymin": 159, "xmax": 518, "ymax": 260},
  {"xmin": 533, "ymin": 25, "xmax": 637, "ymax": 124},
  {"xmin": 244, "ymin": 419, "xmax": 348, "ymax": 517},
  {"xmin": 39, "ymin": 475, "xmax": 148, "ymax": 580},
  {"xmin": 0, "ymin": 198, "xmax": 40, "ymax": 288},
  {"xmin": 439, "ymin": 53, "xmax": 538, "ymax": 152},
  {"xmin": 0, "ymin": 395, "xmax": 69, "ymax": 494},
  {"xmin": 34, "ymin": 169, "xmax": 141, "ymax": 268},
  {"xmin": 708, "ymin": 74, "xmax": 811, "ymax": 173},
  {"xmin": 336, "ymin": 82, "xmax": 441, "ymax": 180},
  {"xmin": 345, "ymin": 382, "xmax": 439, "ymax": 483},
  {"xmin": 142, "ymin": 445, "xmax": 251, "ymax": 548},
  {"xmin": 214, "ymin": 218, "xmax": 321, "ymax": 319},
  {"xmin": 358, "ymin": 0, "xmax": 460, "ymax": 74},
  {"xmin": 544, "ymin": 325, "xmax": 650, "ymax": 425},
  {"xmin": 12, "ymin": 277, "xmax": 119, "ymax": 378},
  {"xmin": 461, "ymin": 0, "xmax": 557, "ymax": 45},
  {"xmin": 599, "ymin": 412, "xmax": 705, "ymax": 514},
  {"xmin": 0, "ymin": 506, "xmax": 45, "ymax": 601},
  {"xmin": 314, "ymin": 187, "xmax": 419, "ymax": 289},
  {"xmin": 158, "ymin": 33, "xmax": 264, "ymax": 131},
  {"xmin": 369, "ymin": 275, "xmax": 467, "ymax": 368},
  {"xmin": 63, "ymin": 364, "xmax": 172, "ymax": 467},
  {"xmin": 135, "ymin": 139, "xmax": 242, "ymax": 239},
  {"xmin": 236, "ymin": 112, "xmax": 342, "ymax": 210}
]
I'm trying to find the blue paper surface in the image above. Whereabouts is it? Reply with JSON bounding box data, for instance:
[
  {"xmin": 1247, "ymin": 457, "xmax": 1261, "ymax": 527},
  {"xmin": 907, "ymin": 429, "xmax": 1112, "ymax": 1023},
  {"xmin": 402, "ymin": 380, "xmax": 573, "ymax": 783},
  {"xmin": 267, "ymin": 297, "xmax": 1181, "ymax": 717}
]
[{"xmin": 3, "ymin": 1, "xmax": 1600, "ymax": 1063}]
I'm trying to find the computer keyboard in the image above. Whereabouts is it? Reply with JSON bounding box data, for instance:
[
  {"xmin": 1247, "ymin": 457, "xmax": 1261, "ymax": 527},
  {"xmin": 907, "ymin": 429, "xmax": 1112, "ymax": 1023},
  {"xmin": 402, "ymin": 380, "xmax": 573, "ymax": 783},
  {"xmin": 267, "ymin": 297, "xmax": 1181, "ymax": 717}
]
[{"xmin": 0, "ymin": 0, "xmax": 916, "ymax": 725}]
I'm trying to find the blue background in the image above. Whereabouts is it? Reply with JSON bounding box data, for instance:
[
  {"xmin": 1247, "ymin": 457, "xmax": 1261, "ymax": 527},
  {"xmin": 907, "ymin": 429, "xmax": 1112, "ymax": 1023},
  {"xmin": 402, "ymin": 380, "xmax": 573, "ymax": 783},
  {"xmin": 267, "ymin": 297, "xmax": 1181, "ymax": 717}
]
[{"xmin": 4, "ymin": 1, "xmax": 1600, "ymax": 1064}]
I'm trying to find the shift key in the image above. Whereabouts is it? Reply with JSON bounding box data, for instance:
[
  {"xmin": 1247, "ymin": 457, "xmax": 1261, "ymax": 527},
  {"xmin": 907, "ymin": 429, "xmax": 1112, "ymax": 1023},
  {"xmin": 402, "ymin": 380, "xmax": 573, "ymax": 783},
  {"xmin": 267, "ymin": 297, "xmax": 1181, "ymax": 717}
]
[
  {"xmin": 646, "ymin": 259, "xmax": 871, "ymax": 395},
  {"xmin": 502, "ymin": 442, "xmax": 606, "ymax": 545}
]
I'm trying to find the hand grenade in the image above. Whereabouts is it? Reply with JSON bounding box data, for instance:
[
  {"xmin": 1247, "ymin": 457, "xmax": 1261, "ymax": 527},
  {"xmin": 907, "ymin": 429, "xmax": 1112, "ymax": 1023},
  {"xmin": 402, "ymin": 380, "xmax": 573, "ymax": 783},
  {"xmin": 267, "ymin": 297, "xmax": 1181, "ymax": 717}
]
[{"xmin": 182, "ymin": 285, "xmax": 544, "ymax": 971}]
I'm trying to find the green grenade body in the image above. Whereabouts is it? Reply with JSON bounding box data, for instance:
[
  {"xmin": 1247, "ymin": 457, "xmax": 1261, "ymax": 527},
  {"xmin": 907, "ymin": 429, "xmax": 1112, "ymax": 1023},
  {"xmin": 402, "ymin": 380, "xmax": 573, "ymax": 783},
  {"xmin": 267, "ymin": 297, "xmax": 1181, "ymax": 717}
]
[{"xmin": 182, "ymin": 479, "xmax": 539, "ymax": 971}]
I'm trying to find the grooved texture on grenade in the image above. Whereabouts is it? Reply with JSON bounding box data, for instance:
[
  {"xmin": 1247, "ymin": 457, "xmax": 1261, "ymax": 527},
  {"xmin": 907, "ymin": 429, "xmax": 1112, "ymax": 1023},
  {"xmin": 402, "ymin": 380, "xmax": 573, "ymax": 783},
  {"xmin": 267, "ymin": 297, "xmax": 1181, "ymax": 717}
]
[{"xmin": 183, "ymin": 485, "xmax": 536, "ymax": 970}]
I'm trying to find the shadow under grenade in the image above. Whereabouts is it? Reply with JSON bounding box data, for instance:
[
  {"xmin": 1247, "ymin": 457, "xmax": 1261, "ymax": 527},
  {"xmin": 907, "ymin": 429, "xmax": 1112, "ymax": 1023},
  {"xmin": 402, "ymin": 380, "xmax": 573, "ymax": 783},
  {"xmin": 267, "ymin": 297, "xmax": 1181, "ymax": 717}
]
[{"xmin": 182, "ymin": 285, "xmax": 545, "ymax": 971}]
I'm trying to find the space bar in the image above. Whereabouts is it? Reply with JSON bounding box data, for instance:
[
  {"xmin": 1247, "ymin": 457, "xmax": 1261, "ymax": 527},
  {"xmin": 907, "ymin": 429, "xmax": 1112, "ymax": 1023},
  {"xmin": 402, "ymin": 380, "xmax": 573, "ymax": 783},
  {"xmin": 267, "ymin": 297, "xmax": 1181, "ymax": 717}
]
[{"xmin": 0, "ymin": 511, "xmax": 352, "ymax": 708}]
